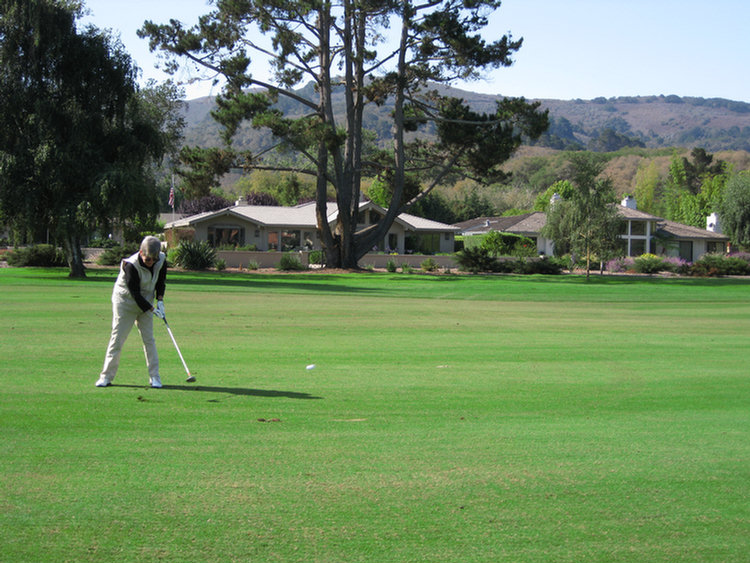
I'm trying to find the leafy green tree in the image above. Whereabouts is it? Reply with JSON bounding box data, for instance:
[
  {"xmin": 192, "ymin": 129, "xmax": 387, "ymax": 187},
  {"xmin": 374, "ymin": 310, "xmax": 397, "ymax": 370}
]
[
  {"xmin": 719, "ymin": 172, "xmax": 750, "ymax": 249},
  {"xmin": 407, "ymin": 191, "xmax": 458, "ymax": 224},
  {"xmin": 176, "ymin": 146, "xmax": 237, "ymax": 201},
  {"xmin": 177, "ymin": 194, "xmax": 233, "ymax": 215},
  {"xmin": 453, "ymin": 190, "xmax": 497, "ymax": 223},
  {"xmin": 541, "ymin": 154, "xmax": 623, "ymax": 278},
  {"xmin": 367, "ymin": 170, "xmax": 421, "ymax": 209},
  {"xmin": 140, "ymin": 0, "xmax": 548, "ymax": 268},
  {"xmin": 587, "ymin": 127, "xmax": 644, "ymax": 152},
  {"xmin": 0, "ymin": 0, "xmax": 183, "ymax": 277},
  {"xmin": 664, "ymin": 150, "xmax": 727, "ymax": 227},
  {"xmin": 534, "ymin": 180, "xmax": 575, "ymax": 212},
  {"xmin": 682, "ymin": 147, "xmax": 725, "ymax": 194},
  {"xmin": 634, "ymin": 160, "xmax": 660, "ymax": 214}
]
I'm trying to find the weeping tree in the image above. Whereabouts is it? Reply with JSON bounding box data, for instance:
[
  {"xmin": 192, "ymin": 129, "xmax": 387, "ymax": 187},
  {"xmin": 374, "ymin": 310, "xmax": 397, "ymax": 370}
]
[
  {"xmin": 141, "ymin": 0, "xmax": 548, "ymax": 268},
  {"xmin": 542, "ymin": 154, "xmax": 623, "ymax": 278},
  {"xmin": 0, "ymin": 0, "xmax": 184, "ymax": 277}
]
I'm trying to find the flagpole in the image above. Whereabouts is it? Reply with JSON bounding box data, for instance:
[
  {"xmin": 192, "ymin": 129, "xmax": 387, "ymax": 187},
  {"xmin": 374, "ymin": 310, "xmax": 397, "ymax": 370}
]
[{"xmin": 170, "ymin": 174, "xmax": 175, "ymax": 222}]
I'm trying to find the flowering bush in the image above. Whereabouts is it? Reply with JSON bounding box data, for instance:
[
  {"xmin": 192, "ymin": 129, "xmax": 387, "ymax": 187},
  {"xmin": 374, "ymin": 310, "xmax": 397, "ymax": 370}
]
[
  {"xmin": 633, "ymin": 253, "xmax": 666, "ymax": 274},
  {"xmin": 606, "ymin": 257, "xmax": 635, "ymax": 273},
  {"xmin": 661, "ymin": 256, "xmax": 691, "ymax": 274}
]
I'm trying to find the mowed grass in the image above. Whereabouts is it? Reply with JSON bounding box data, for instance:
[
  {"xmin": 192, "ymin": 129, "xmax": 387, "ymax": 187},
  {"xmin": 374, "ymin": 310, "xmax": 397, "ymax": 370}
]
[{"xmin": 1, "ymin": 268, "xmax": 749, "ymax": 562}]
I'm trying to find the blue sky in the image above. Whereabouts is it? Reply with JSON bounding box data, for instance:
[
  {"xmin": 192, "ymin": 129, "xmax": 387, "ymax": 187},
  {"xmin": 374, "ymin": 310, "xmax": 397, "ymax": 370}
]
[{"xmin": 81, "ymin": 0, "xmax": 750, "ymax": 102}]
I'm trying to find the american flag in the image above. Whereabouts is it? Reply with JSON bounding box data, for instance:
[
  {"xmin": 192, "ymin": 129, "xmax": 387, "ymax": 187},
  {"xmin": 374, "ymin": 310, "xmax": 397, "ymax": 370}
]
[{"xmin": 168, "ymin": 184, "xmax": 175, "ymax": 208}]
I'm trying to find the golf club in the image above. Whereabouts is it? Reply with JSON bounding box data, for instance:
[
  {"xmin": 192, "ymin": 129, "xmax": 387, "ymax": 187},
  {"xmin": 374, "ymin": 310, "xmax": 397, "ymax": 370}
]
[{"xmin": 161, "ymin": 315, "xmax": 195, "ymax": 382}]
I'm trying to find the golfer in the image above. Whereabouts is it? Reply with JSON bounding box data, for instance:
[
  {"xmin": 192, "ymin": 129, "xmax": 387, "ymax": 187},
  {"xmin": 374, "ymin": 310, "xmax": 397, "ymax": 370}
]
[{"xmin": 96, "ymin": 236, "xmax": 167, "ymax": 388}]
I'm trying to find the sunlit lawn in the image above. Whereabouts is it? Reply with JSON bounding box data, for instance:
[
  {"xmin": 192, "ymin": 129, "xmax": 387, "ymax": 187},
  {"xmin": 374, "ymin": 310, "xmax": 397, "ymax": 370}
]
[{"xmin": 1, "ymin": 267, "xmax": 748, "ymax": 562}]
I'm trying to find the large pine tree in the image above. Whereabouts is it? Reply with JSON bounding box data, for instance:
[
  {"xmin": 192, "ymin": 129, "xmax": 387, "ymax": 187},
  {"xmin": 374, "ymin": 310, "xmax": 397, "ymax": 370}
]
[{"xmin": 141, "ymin": 0, "xmax": 548, "ymax": 268}]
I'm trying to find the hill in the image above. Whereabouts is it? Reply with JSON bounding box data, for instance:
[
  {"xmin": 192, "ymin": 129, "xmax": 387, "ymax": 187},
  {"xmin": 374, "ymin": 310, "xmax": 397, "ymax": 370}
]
[{"xmin": 181, "ymin": 85, "xmax": 750, "ymax": 153}]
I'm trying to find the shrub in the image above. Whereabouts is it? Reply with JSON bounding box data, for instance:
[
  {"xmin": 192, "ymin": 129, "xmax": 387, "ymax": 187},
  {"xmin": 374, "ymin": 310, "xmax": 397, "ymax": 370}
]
[
  {"xmin": 454, "ymin": 247, "xmax": 499, "ymax": 273},
  {"xmin": 97, "ymin": 243, "xmax": 139, "ymax": 266},
  {"xmin": 420, "ymin": 257, "xmax": 439, "ymax": 272},
  {"xmin": 215, "ymin": 258, "xmax": 226, "ymax": 271},
  {"xmin": 518, "ymin": 257, "xmax": 564, "ymax": 275},
  {"xmin": 166, "ymin": 248, "xmax": 179, "ymax": 266},
  {"xmin": 88, "ymin": 237, "xmax": 119, "ymax": 249},
  {"xmin": 308, "ymin": 250, "xmax": 323, "ymax": 266},
  {"xmin": 216, "ymin": 243, "xmax": 257, "ymax": 251},
  {"xmin": 606, "ymin": 257, "xmax": 635, "ymax": 273},
  {"xmin": 633, "ymin": 253, "xmax": 665, "ymax": 274},
  {"xmin": 6, "ymin": 245, "xmax": 67, "ymax": 267},
  {"xmin": 481, "ymin": 231, "xmax": 537, "ymax": 258},
  {"xmin": 246, "ymin": 261, "xmax": 259, "ymax": 270},
  {"xmin": 661, "ymin": 256, "xmax": 691, "ymax": 275},
  {"xmin": 386, "ymin": 259, "xmax": 397, "ymax": 273},
  {"xmin": 172, "ymin": 241, "xmax": 216, "ymax": 270},
  {"xmin": 277, "ymin": 253, "xmax": 307, "ymax": 271},
  {"xmin": 691, "ymin": 253, "xmax": 750, "ymax": 276},
  {"xmin": 400, "ymin": 263, "xmax": 413, "ymax": 274}
]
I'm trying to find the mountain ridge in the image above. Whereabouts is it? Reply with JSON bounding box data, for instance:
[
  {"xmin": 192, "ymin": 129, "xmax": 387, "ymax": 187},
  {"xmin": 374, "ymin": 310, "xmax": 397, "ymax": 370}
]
[{"xmin": 180, "ymin": 85, "xmax": 750, "ymax": 153}]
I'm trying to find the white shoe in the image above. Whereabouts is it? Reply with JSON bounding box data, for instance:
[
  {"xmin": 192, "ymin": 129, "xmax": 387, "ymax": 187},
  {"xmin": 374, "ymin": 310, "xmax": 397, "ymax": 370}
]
[
  {"xmin": 150, "ymin": 376, "xmax": 162, "ymax": 388},
  {"xmin": 95, "ymin": 376, "xmax": 111, "ymax": 387}
]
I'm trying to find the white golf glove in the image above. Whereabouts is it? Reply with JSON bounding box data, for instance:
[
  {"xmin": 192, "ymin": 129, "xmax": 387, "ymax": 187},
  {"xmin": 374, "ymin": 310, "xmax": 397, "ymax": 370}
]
[{"xmin": 154, "ymin": 300, "xmax": 165, "ymax": 319}]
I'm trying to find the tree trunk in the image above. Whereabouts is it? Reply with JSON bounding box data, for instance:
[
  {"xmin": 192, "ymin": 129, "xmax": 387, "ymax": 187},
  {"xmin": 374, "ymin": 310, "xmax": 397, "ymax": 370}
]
[{"xmin": 64, "ymin": 233, "xmax": 86, "ymax": 278}]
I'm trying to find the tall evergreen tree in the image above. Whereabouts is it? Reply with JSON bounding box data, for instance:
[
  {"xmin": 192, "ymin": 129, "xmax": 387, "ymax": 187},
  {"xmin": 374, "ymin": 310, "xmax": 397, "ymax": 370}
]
[{"xmin": 141, "ymin": 0, "xmax": 548, "ymax": 268}]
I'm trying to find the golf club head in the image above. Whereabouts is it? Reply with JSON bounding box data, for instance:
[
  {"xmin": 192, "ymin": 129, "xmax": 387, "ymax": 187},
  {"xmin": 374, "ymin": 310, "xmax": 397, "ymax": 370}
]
[{"xmin": 186, "ymin": 375, "xmax": 196, "ymax": 383}]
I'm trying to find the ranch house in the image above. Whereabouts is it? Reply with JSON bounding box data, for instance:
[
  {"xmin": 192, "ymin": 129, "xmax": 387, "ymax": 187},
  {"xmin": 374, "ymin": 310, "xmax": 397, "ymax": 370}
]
[
  {"xmin": 164, "ymin": 199, "xmax": 459, "ymax": 255},
  {"xmin": 455, "ymin": 196, "xmax": 729, "ymax": 262}
]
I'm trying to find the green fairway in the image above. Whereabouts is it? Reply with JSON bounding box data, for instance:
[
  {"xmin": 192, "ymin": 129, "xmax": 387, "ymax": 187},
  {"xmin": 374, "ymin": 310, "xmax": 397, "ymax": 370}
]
[{"xmin": 1, "ymin": 267, "xmax": 749, "ymax": 562}]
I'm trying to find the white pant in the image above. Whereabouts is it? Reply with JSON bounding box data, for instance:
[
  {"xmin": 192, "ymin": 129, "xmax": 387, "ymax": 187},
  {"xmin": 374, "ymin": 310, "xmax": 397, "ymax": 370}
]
[{"xmin": 99, "ymin": 297, "xmax": 159, "ymax": 383}]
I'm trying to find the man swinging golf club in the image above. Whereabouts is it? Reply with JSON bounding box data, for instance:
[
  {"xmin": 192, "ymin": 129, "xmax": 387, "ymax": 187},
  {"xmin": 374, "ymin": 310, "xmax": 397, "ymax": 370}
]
[{"xmin": 96, "ymin": 236, "xmax": 167, "ymax": 388}]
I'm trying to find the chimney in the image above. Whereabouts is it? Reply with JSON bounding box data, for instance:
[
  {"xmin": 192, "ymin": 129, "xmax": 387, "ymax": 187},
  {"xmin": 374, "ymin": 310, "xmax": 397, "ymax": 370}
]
[
  {"xmin": 621, "ymin": 195, "xmax": 636, "ymax": 209},
  {"xmin": 706, "ymin": 212, "xmax": 721, "ymax": 233}
]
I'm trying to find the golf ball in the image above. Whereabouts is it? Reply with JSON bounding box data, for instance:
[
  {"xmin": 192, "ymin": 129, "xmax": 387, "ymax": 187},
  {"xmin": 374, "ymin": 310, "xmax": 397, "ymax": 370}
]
[{"xmin": 306, "ymin": 364, "xmax": 316, "ymax": 370}]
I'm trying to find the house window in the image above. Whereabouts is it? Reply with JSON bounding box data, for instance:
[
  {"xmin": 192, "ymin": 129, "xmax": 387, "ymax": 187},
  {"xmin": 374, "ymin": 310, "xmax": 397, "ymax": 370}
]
[
  {"xmin": 388, "ymin": 233, "xmax": 398, "ymax": 252},
  {"xmin": 630, "ymin": 239, "xmax": 646, "ymax": 256},
  {"xmin": 208, "ymin": 226, "xmax": 244, "ymax": 247},
  {"xmin": 630, "ymin": 221, "xmax": 646, "ymax": 236},
  {"xmin": 679, "ymin": 241, "xmax": 693, "ymax": 261},
  {"xmin": 707, "ymin": 241, "xmax": 722, "ymax": 254},
  {"xmin": 281, "ymin": 230, "xmax": 301, "ymax": 251},
  {"xmin": 406, "ymin": 233, "xmax": 439, "ymax": 254},
  {"xmin": 303, "ymin": 231, "xmax": 315, "ymax": 249}
]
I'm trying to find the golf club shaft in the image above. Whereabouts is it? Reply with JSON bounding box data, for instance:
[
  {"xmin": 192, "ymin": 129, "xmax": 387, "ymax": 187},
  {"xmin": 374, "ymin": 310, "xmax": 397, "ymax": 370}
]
[{"xmin": 163, "ymin": 318, "xmax": 192, "ymax": 380}]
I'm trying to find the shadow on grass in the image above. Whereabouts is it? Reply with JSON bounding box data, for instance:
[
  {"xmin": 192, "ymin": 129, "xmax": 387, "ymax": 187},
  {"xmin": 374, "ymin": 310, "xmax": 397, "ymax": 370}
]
[
  {"xmin": 11, "ymin": 266, "xmax": 750, "ymax": 291},
  {"xmin": 113, "ymin": 383, "xmax": 322, "ymax": 399}
]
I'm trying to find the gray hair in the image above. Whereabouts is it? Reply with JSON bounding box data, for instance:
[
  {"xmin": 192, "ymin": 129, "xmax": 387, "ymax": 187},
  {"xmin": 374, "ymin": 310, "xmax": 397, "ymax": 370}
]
[{"xmin": 140, "ymin": 236, "xmax": 162, "ymax": 259}]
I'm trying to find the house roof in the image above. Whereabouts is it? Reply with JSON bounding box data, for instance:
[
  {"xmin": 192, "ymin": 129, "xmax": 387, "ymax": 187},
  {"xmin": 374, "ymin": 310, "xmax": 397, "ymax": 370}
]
[
  {"xmin": 503, "ymin": 212, "xmax": 549, "ymax": 236},
  {"xmin": 616, "ymin": 206, "xmax": 663, "ymax": 221},
  {"xmin": 454, "ymin": 213, "xmax": 541, "ymax": 235},
  {"xmin": 164, "ymin": 200, "xmax": 459, "ymax": 232},
  {"xmin": 454, "ymin": 207, "xmax": 728, "ymax": 241},
  {"xmin": 658, "ymin": 220, "xmax": 728, "ymax": 241}
]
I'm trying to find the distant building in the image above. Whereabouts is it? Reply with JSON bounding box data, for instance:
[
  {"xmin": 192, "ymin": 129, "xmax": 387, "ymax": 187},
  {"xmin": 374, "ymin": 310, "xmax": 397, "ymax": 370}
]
[
  {"xmin": 164, "ymin": 199, "xmax": 459, "ymax": 255},
  {"xmin": 455, "ymin": 197, "xmax": 728, "ymax": 262}
]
